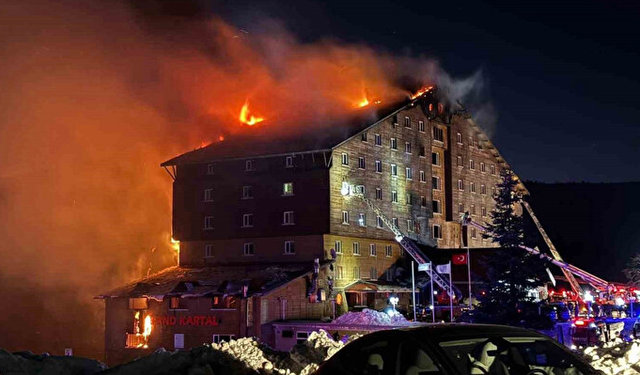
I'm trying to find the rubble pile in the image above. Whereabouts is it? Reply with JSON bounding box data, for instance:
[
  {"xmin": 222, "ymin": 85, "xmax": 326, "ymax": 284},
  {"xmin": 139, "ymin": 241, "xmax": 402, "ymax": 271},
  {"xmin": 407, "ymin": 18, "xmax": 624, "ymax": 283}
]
[
  {"xmin": 332, "ymin": 308, "xmax": 413, "ymax": 326},
  {"xmin": 581, "ymin": 339, "xmax": 640, "ymax": 375},
  {"xmin": 0, "ymin": 349, "xmax": 106, "ymax": 375}
]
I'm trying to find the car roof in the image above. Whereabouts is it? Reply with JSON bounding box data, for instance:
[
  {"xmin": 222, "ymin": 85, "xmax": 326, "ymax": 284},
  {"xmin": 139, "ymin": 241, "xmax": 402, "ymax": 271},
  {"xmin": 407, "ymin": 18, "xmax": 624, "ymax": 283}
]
[{"xmin": 393, "ymin": 324, "xmax": 543, "ymax": 342}]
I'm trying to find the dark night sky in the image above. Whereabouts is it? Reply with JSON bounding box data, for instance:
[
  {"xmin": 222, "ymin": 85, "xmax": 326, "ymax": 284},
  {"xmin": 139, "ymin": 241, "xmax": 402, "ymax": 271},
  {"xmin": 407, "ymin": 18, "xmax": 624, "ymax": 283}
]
[{"xmin": 189, "ymin": 0, "xmax": 639, "ymax": 183}]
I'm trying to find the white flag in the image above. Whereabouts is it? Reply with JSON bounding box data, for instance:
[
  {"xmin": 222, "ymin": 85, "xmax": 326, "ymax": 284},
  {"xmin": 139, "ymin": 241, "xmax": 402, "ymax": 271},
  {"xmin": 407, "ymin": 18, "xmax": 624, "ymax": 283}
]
[{"xmin": 436, "ymin": 263, "xmax": 451, "ymax": 274}]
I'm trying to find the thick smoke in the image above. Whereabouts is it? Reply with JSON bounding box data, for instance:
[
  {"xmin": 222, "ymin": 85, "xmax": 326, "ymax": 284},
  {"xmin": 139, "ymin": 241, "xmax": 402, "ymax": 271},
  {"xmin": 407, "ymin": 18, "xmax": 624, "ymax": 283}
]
[{"xmin": 0, "ymin": 0, "xmax": 490, "ymax": 359}]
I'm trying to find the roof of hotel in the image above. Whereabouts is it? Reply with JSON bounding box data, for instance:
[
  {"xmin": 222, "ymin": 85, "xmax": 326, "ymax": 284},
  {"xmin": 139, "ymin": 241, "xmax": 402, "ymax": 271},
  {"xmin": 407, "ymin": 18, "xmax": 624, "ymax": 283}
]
[{"xmin": 95, "ymin": 261, "xmax": 332, "ymax": 300}]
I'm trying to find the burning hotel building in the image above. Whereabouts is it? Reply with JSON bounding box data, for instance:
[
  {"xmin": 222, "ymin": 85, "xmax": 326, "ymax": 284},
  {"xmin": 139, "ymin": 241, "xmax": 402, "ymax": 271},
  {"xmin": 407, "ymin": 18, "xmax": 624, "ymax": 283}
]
[{"xmin": 97, "ymin": 88, "xmax": 522, "ymax": 364}]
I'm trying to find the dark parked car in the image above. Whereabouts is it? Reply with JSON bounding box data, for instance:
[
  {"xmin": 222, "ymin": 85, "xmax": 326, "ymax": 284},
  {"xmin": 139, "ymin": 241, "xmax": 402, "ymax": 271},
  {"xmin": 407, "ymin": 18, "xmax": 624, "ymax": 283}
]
[{"xmin": 314, "ymin": 324, "xmax": 600, "ymax": 375}]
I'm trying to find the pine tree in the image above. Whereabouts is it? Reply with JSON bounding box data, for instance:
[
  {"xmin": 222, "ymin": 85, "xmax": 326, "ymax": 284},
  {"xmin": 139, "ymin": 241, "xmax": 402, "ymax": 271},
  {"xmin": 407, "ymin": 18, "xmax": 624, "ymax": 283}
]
[{"xmin": 475, "ymin": 169, "xmax": 552, "ymax": 328}]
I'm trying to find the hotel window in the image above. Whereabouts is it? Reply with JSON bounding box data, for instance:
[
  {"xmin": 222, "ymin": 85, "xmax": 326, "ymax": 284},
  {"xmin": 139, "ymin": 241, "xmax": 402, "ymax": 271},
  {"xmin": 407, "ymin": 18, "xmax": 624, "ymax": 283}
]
[
  {"xmin": 390, "ymin": 138, "xmax": 398, "ymax": 150},
  {"xmin": 392, "ymin": 217, "xmax": 399, "ymax": 228},
  {"xmin": 204, "ymin": 189, "xmax": 213, "ymax": 202},
  {"xmin": 342, "ymin": 211, "xmax": 351, "ymax": 225},
  {"xmin": 405, "ymin": 142, "xmax": 412, "ymax": 154},
  {"xmin": 243, "ymin": 243, "xmax": 254, "ymax": 256},
  {"xmin": 370, "ymin": 244, "xmax": 377, "ymax": 256},
  {"xmin": 480, "ymin": 162, "xmax": 486, "ymax": 172},
  {"xmin": 469, "ymin": 159, "xmax": 475, "ymax": 170},
  {"xmin": 212, "ymin": 296, "xmax": 237, "ymax": 309},
  {"xmin": 432, "ymin": 176, "xmax": 441, "ymax": 190},
  {"xmin": 471, "ymin": 204, "xmax": 476, "ymax": 215},
  {"xmin": 207, "ymin": 163, "xmax": 215, "ymax": 175},
  {"xmin": 470, "ymin": 182, "xmax": 476, "ymax": 193},
  {"xmin": 336, "ymin": 266, "xmax": 344, "ymax": 279},
  {"xmin": 432, "ymin": 152, "xmax": 440, "ymax": 166},
  {"xmin": 353, "ymin": 267, "xmax": 360, "ymax": 279},
  {"xmin": 433, "ymin": 127, "xmax": 444, "ymax": 142},
  {"xmin": 242, "ymin": 214, "xmax": 253, "ymax": 228},
  {"xmin": 285, "ymin": 156, "xmax": 294, "ymax": 168},
  {"xmin": 284, "ymin": 241, "xmax": 295, "ymax": 255},
  {"xmin": 491, "ymin": 164, "xmax": 496, "ymax": 175},
  {"xmin": 421, "ymin": 195, "xmax": 427, "ymax": 207},
  {"xmin": 407, "ymin": 219, "xmax": 414, "ymax": 232},
  {"xmin": 376, "ymin": 216, "xmax": 383, "ymax": 228},
  {"xmin": 404, "ymin": 116, "xmax": 411, "ymax": 128},
  {"xmin": 283, "ymin": 182, "xmax": 294, "ymax": 196},
  {"xmin": 358, "ymin": 157, "xmax": 366, "ymax": 169},
  {"xmin": 482, "ymin": 206, "xmax": 487, "ymax": 217},
  {"xmin": 433, "ymin": 225, "xmax": 442, "ymax": 239},
  {"xmin": 213, "ymin": 335, "xmax": 236, "ymax": 344},
  {"xmin": 204, "ymin": 216, "xmax": 214, "ymax": 230},
  {"xmin": 170, "ymin": 297, "xmax": 187, "ymax": 310},
  {"xmin": 458, "ymin": 179, "xmax": 464, "ymax": 191},
  {"xmin": 481, "ymin": 184, "xmax": 487, "ymax": 195},
  {"xmin": 283, "ymin": 211, "xmax": 295, "ymax": 225},
  {"xmin": 469, "ymin": 136, "xmax": 474, "ymax": 147},
  {"xmin": 419, "ymin": 121, "xmax": 425, "ymax": 132},
  {"xmin": 361, "ymin": 132, "xmax": 368, "ymax": 142},
  {"xmin": 335, "ymin": 240, "xmax": 343, "ymax": 254},
  {"xmin": 356, "ymin": 185, "xmax": 366, "ymax": 194},
  {"xmin": 385, "ymin": 269, "xmax": 393, "ymax": 281},
  {"xmin": 358, "ymin": 213, "xmax": 366, "ymax": 227},
  {"xmin": 245, "ymin": 160, "xmax": 254, "ymax": 171},
  {"xmin": 433, "ymin": 200, "xmax": 441, "ymax": 214},
  {"xmin": 419, "ymin": 145, "xmax": 426, "ymax": 157},
  {"xmin": 375, "ymin": 160, "xmax": 382, "ymax": 173},
  {"xmin": 419, "ymin": 170, "xmax": 426, "ymax": 182},
  {"xmin": 385, "ymin": 245, "xmax": 392, "ymax": 257},
  {"xmin": 353, "ymin": 242, "xmax": 360, "ymax": 256},
  {"xmin": 242, "ymin": 185, "xmax": 253, "ymax": 199},
  {"xmin": 457, "ymin": 155, "xmax": 463, "ymax": 167},
  {"xmin": 456, "ymin": 132, "xmax": 463, "ymax": 144},
  {"xmin": 375, "ymin": 188, "xmax": 382, "ymax": 200},
  {"xmin": 375, "ymin": 133, "xmax": 382, "ymax": 145},
  {"xmin": 391, "ymin": 164, "xmax": 398, "ymax": 176},
  {"xmin": 174, "ymin": 334, "xmax": 185, "ymax": 349},
  {"xmin": 405, "ymin": 167, "xmax": 413, "ymax": 180},
  {"xmin": 341, "ymin": 153, "xmax": 349, "ymax": 165},
  {"xmin": 458, "ymin": 203, "xmax": 464, "ymax": 213},
  {"xmin": 391, "ymin": 191, "xmax": 398, "ymax": 203},
  {"xmin": 392, "ymin": 114, "xmax": 399, "ymax": 125},
  {"xmin": 406, "ymin": 192, "xmax": 414, "ymax": 205},
  {"xmin": 370, "ymin": 267, "xmax": 378, "ymax": 280},
  {"xmin": 205, "ymin": 245, "xmax": 214, "ymax": 258},
  {"xmin": 471, "ymin": 228, "xmax": 477, "ymax": 239}
]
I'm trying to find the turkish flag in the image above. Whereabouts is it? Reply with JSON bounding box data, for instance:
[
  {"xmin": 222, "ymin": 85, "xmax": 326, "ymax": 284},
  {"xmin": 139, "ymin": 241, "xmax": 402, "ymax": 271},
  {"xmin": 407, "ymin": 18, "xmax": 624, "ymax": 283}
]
[{"xmin": 452, "ymin": 253, "xmax": 467, "ymax": 265}]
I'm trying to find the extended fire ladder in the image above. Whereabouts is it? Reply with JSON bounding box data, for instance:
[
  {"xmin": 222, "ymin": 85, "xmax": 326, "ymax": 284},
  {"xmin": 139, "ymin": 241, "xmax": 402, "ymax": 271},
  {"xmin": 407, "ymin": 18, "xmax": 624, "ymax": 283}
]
[
  {"xmin": 460, "ymin": 211, "xmax": 611, "ymax": 293},
  {"xmin": 342, "ymin": 182, "xmax": 461, "ymax": 298}
]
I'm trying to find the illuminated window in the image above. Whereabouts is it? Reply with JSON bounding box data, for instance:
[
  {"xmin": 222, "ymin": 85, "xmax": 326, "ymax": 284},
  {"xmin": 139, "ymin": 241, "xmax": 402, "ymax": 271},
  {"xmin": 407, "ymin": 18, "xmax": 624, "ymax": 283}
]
[
  {"xmin": 242, "ymin": 185, "xmax": 253, "ymax": 199},
  {"xmin": 407, "ymin": 219, "xmax": 414, "ymax": 232},
  {"xmin": 470, "ymin": 182, "xmax": 476, "ymax": 193},
  {"xmin": 285, "ymin": 156, "xmax": 294, "ymax": 168},
  {"xmin": 390, "ymin": 138, "xmax": 397, "ymax": 150},
  {"xmin": 205, "ymin": 245, "xmax": 213, "ymax": 258},
  {"xmin": 243, "ymin": 243, "xmax": 254, "ymax": 256},
  {"xmin": 375, "ymin": 188, "xmax": 382, "ymax": 200},
  {"xmin": 482, "ymin": 206, "xmax": 487, "ymax": 217},
  {"xmin": 284, "ymin": 241, "xmax": 295, "ymax": 255},
  {"xmin": 433, "ymin": 225, "xmax": 442, "ymax": 239},
  {"xmin": 470, "ymin": 159, "xmax": 475, "ymax": 170},
  {"xmin": 283, "ymin": 211, "xmax": 295, "ymax": 225},
  {"xmin": 419, "ymin": 121, "xmax": 425, "ymax": 132},
  {"xmin": 438, "ymin": 103, "xmax": 444, "ymax": 114},
  {"xmin": 458, "ymin": 179, "xmax": 464, "ymax": 191},
  {"xmin": 170, "ymin": 297, "xmax": 187, "ymax": 310},
  {"xmin": 432, "ymin": 176, "xmax": 441, "ymax": 190},
  {"xmin": 433, "ymin": 200, "xmax": 441, "ymax": 214},
  {"xmin": 375, "ymin": 160, "xmax": 382, "ymax": 173},
  {"xmin": 174, "ymin": 334, "xmax": 184, "ymax": 349},
  {"xmin": 433, "ymin": 127, "xmax": 444, "ymax": 142},
  {"xmin": 391, "ymin": 191, "xmax": 398, "ymax": 203},
  {"xmin": 283, "ymin": 182, "xmax": 294, "ymax": 196},
  {"xmin": 204, "ymin": 189, "xmax": 213, "ymax": 202},
  {"xmin": 336, "ymin": 266, "xmax": 344, "ymax": 279},
  {"xmin": 480, "ymin": 162, "xmax": 486, "ymax": 173},
  {"xmin": 335, "ymin": 240, "xmax": 342, "ymax": 254},
  {"xmin": 212, "ymin": 296, "xmax": 237, "ymax": 309},
  {"xmin": 375, "ymin": 133, "xmax": 382, "ymax": 146},
  {"xmin": 358, "ymin": 157, "xmax": 366, "ymax": 169},
  {"xmin": 370, "ymin": 244, "xmax": 377, "ymax": 256},
  {"xmin": 342, "ymin": 211, "xmax": 349, "ymax": 225},
  {"xmin": 419, "ymin": 170, "xmax": 426, "ymax": 182},
  {"xmin": 242, "ymin": 214, "xmax": 253, "ymax": 228},
  {"xmin": 481, "ymin": 184, "xmax": 487, "ymax": 195},
  {"xmin": 341, "ymin": 153, "xmax": 349, "ymax": 165},
  {"xmin": 385, "ymin": 245, "xmax": 392, "ymax": 257},
  {"xmin": 456, "ymin": 133, "xmax": 463, "ymax": 144},
  {"xmin": 405, "ymin": 142, "xmax": 412, "ymax": 154},
  {"xmin": 356, "ymin": 185, "xmax": 366, "ymax": 194},
  {"xmin": 391, "ymin": 164, "xmax": 398, "ymax": 176},
  {"xmin": 432, "ymin": 152, "xmax": 440, "ymax": 166},
  {"xmin": 405, "ymin": 167, "xmax": 412, "ymax": 180},
  {"xmin": 490, "ymin": 164, "xmax": 496, "ymax": 175},
  {"xmin": 376, "ymin": 216, "xmax": 383, "ymax": 228},
  {"xmin": 361, "ymin": 132, "xmax": 368, "ymax": 142},
  {"xmin": 358, "ymin": 213, "xmax": 366, "ymax": 227},
  {"xmin": 353, "ymin": 266, "xmax": 360, "ymax": 279},
  {"xmin": 207, "ymin": 164, "xmax": 215, "ymax": 175},
  {"xmin": 353, "ymin": 242, "xmax": 360, "ymax": 256},
  {"xmin": 404, "ymin": 116, "xmax": 411, "ymax": 127},
  {"xmin": 457, "ymin": 155, "xmax": 463, "ymax": 167},
  {"xmin": 204, "ymin": 216, "xmax": 214, "ymax": 230},
  {"xmin": 245, "ymin": 160, "xmax": 254, "ymax": 171}
]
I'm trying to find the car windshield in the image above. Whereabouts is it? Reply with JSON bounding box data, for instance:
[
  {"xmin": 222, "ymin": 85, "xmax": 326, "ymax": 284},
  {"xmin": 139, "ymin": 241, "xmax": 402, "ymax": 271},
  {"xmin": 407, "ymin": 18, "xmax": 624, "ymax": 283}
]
[{"xmin": 437, "ymin": 336, "xmax": 595, "ymax": 375}]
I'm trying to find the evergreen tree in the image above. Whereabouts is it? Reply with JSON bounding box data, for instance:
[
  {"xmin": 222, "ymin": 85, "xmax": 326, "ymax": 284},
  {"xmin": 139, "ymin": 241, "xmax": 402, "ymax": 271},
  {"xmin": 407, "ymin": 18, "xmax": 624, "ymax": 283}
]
[{"xmin": 474, "ymin": 169, "xmax": 551, "ymax": 328}]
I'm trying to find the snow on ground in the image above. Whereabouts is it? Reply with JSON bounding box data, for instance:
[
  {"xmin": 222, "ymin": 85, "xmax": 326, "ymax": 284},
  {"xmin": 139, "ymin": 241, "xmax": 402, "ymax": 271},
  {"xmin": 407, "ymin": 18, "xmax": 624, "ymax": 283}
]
[
  {"xmin": 580, "ymin": 339, "xmax": 640, "ymax": 375},
  {"xmin": 332, "ymin": 308, "xmax": 413, "ymax": 326}
]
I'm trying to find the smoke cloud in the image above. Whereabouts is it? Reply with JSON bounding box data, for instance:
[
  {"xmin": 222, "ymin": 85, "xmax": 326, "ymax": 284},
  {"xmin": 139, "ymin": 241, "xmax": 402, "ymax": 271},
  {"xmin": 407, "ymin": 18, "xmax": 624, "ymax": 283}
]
[{"xmin": 0, "ymin": 0, "xmax": 490, "ymax": 359}]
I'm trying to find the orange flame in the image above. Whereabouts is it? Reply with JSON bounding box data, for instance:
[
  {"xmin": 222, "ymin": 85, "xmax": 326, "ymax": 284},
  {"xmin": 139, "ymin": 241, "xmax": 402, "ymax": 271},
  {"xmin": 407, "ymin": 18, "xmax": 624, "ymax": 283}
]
[
  {"xmin": 410, "ymin": 86, "xmax": 434, "ymax": 100},
  {"xmin": 143, "ymin": 315, "xmax": 152, "ymax": 340},
  {"xmin": 170, "ymin": 237, "xmax": 180, "ymax": 253},
  {"xmin": 239, "ymin": 100, "xmax": 264, "ymax": 126}
]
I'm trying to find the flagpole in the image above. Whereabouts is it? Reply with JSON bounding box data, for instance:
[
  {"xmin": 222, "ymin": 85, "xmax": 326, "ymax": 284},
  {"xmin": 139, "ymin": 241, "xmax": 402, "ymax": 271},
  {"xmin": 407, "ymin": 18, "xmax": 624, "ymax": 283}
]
[
  {"xmin": 467, "ymin": 246, "xmax": 472, "ymax": 310},
  {"xmin": 449, "ymin": 261, "xmax": 453, "ymax": 322},
  {"xmin": 411, "ymin": 261, "xmax": 417, "ymax": 322},
  {"xmin": 430, "ymin": 262, "xmax": 435, "ymax": 323}
]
